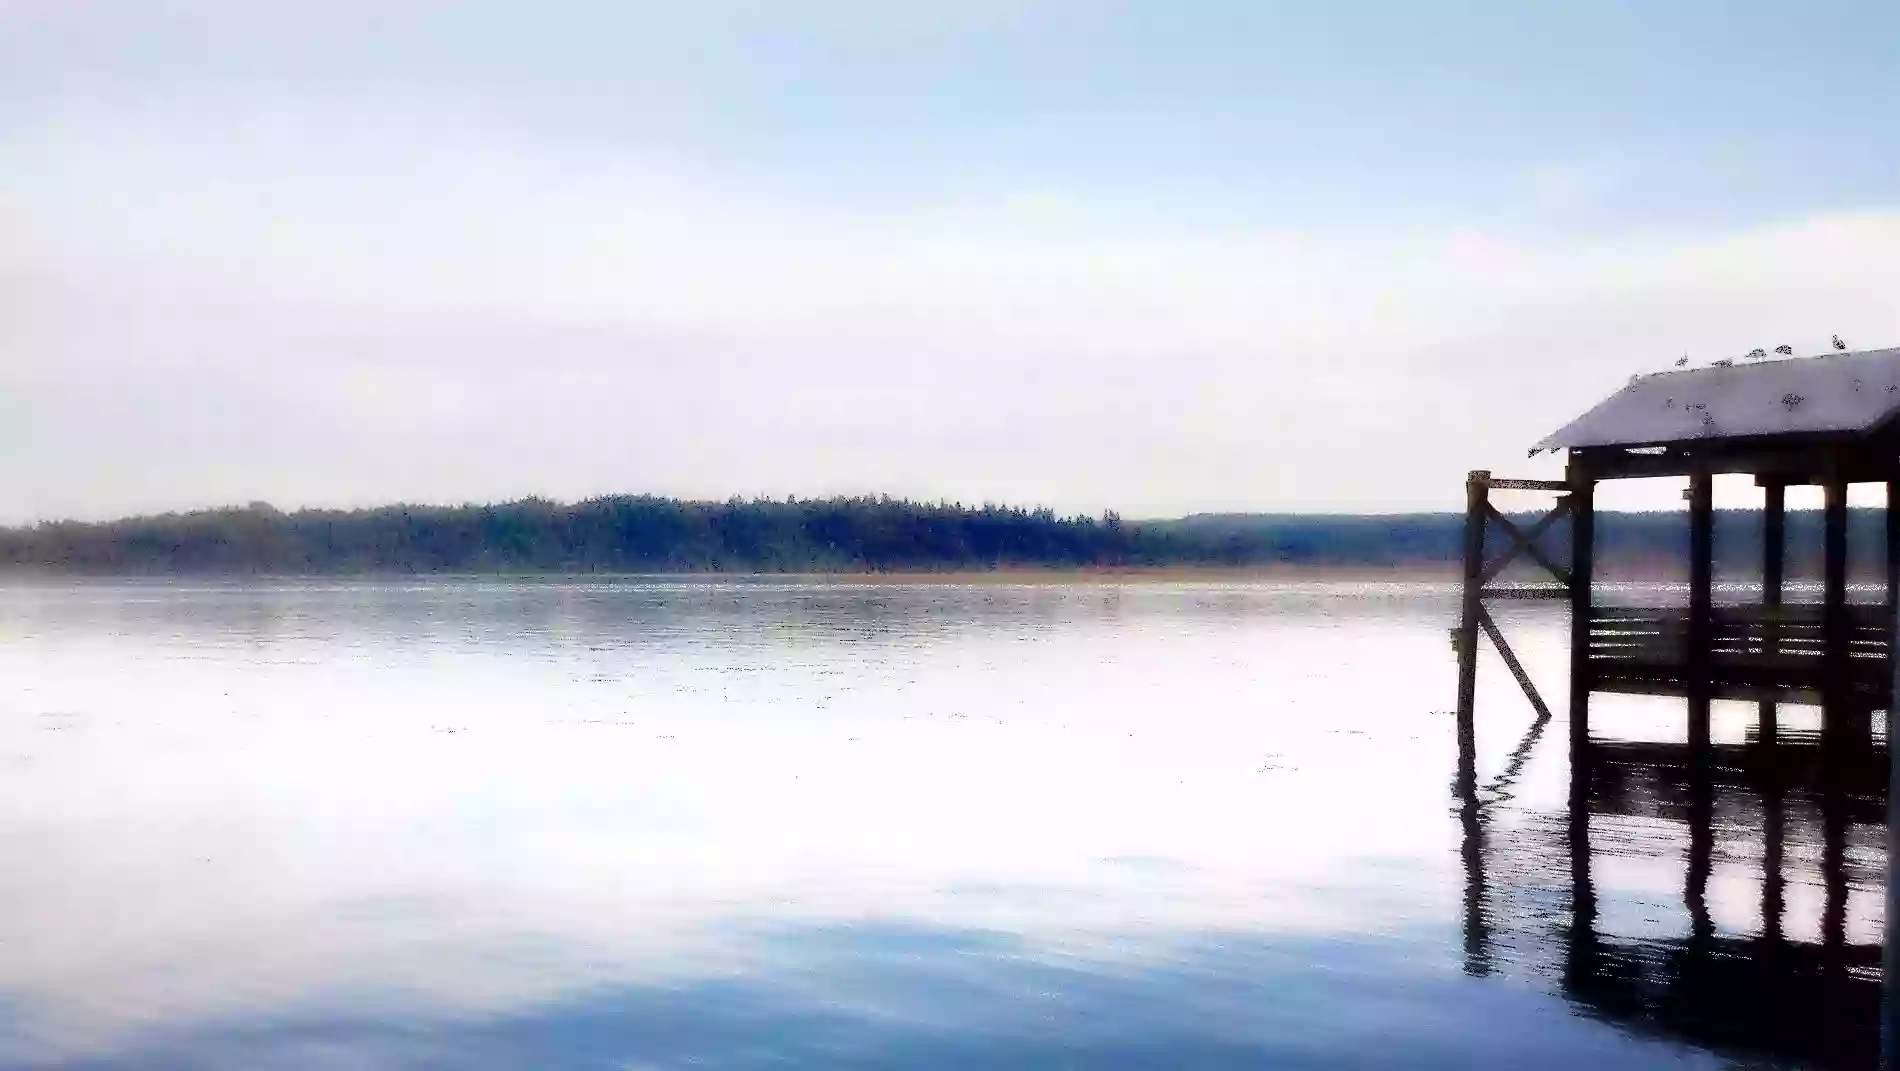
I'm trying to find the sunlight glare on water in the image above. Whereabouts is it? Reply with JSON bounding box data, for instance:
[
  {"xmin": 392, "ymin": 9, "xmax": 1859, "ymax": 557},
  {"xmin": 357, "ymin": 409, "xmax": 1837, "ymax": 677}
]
[{"xmin": 0, "ymin": 579, "xmax": 1866, "ymax": 1068}]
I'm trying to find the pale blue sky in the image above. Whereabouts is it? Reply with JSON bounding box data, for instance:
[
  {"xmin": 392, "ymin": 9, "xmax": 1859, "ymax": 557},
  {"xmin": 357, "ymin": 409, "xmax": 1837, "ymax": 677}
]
[{"xmin": 2, "ymin": 1, "xmax": 1897, "ymax": 519}]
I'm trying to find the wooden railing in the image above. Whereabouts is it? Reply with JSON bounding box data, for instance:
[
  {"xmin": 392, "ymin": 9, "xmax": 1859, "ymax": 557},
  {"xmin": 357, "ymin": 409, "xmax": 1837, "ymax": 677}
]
[
  {"xmin": 1588, "ymin": 604, "xmax": 1891, "ymax": 693},
  {"xmin": 1591, "ymin": 604, "xmax": 1890, "ymax": 660}
]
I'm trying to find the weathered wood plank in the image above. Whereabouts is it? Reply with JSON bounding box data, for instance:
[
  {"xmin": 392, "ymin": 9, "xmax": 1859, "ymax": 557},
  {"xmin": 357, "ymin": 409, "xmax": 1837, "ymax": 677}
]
[
  {"xmin": 1479, "ymin": 585, "xmax": 1570, "ymax": 600},
  {"xmin": 1483, "ymin": 477, "xmax": 1571, "ymax": 490}
]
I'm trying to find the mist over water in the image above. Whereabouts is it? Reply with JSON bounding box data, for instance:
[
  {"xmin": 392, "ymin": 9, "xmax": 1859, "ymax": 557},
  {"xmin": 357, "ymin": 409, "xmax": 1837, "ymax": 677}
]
[{"xmin": 0, "ymin": 580, "xmax": 1876, "ymax": 1067}]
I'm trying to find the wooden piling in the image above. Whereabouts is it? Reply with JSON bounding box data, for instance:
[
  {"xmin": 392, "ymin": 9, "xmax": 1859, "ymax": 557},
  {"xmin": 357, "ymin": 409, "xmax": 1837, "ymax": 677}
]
[
  {"xmin": 1569, "ymin": 465, "xmax": 1595, "ymax": 771},
  {"xmin": 1886, "ymin": 593, "xmax": 1900, "ymax": 1066},
  {"xmin": 1888, "ymin": 479, "xmax": 1899, "ymax": 745},
  {"xmin": 1760, "ymin": 480, "xmax": 1785, "ymax": 746},
  {"xmin": 1762, "ymin": 785, "xmax": 1785, "ymax": 946},
  {"xmin": 1688, "ymin": 469, "xmax": 1713, "ymax": 754},
  {"xmin": 1455, "ymin": 470, "xmax": 1489, "ymax": 791},
  {"xmin": 1887, "ymin": 487, "xmax": 1900, "ymax": 1068},
  {"xmin": 1825, "ymin": 478, "xmax": 1850, "ymax": 746},
  {"xmin": 1888, "ymin": 479, "xmax": 1900, "ymax": 621}
]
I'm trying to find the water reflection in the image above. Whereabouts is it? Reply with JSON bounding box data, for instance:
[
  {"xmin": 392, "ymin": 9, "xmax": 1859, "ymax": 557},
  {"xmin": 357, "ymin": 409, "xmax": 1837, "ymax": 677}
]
[
  {"xmin": 0, "ymin": 580, "xmax": 1761, "ymax": 1067},
  {"xmin": 1462, "ymin": 719, "xmax": 1885, "ymax": 1069}
]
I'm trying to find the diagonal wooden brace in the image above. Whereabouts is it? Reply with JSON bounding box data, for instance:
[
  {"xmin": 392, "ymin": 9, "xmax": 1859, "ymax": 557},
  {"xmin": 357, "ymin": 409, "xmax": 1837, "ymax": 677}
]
[
  {"xmin": 1479, "ymin": 498, "xmax": 1573, "ymax": 588},
  {"xmin": 1477, "ymin": 604, "xmax": 1553, "ymax": 722}
]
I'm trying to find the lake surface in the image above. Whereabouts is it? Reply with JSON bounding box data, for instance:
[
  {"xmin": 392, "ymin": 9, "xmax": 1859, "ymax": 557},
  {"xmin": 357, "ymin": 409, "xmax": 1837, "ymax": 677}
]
[{"xmin": 0, "ymin": 579, "xmax": 1883, "ymax": 1068}]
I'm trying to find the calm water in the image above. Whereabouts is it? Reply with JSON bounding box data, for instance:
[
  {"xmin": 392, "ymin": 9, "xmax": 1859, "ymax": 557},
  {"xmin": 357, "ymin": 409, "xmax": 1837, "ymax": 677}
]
[{"xmin": 0, "ymin": 579, "xmax": 1883, "ymax": 1069}]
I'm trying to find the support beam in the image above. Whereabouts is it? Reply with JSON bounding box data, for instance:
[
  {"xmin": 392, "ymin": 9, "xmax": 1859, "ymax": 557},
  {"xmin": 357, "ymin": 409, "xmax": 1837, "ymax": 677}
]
[
  {"xmin": 1569, "ymin": 470, "xmax": 1595, "ymax": 768},
  {"xmin": 1763, "ymin": 481, "xmax": 1786, "ymax": 609},
  {"xmin": 1760, "ymin": 481, "xmax": 1784, "ymax": 747},
  {"xmin": 1887, "ymin": 479, "xmax": 1898, "ymax": 772},
  {"xmin": 1887, "ymin": 485, "xmax": 1900, "ymax": 1062},
  {"xmin": 1688, "ymin": 469, "xmax": 1713, "ymax": 753},
  {"xmin": 1579, "ymin": 440, "xmax": 1900, "ymax": 482},
  {"xmin": 1887, "ymin": 479, "xmax": 1900, "ymax": 613},
  {"xmin": 1477, "ymin": 606, "xmax": 1552, "ymax": 722},
  {"xmin": 1885, "ymin": 607, "xmax": 1900, "ymax": 1066},
  {"xmin": 1455, "ymin": 471, "xmax": 1489, "ymax": 792},
  {"xmin": 1824, "ymin": 478, "xmax": 1849, "ymax": 744}
]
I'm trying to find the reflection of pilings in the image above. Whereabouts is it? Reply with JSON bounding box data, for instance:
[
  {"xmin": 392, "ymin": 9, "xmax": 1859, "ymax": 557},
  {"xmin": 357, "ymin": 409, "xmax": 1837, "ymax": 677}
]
[
  {"xmin": 1454, "ymin": 679, "xmax": 1491, "ymax": 978},
  {"xmin": 1459, "ymin": 774, "xmax": 1491, "ymax": 977},
  {"xmin": 1824, "ymin": 782, "xmax": 1850, "ymax": 959},
  {"xmin": 1762, "ymin": 778, "xmax": 1786, "ymax": 947},
  {"xmin": 1688, "ymin": 692, "xmax": 1713, "ymax": 768},
  {"xmin": 1540, "ymin": 735, "xmax": 1886, "ymax": 1067},
  {"xmin": 1687, "ymin": 760, "xmax": 1715, "ymax": 947},
  {"xmin": 1484, "ymin": 706, "xmax": 1551, "ymax": 806},
  {"xmin": 1565, "ymin": 754, "xmax": 1600, "ymax": 991},
  {"xmin": 1453, "ymin": 694, "xmax": 1551, "ymax": 975},
  {"xmin": 1576, "ymin": 741, "xmax": 1879, "ymax": 1066}
]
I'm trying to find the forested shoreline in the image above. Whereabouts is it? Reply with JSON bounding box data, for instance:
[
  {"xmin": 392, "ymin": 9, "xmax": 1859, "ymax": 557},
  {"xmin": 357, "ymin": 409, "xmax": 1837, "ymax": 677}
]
[{"xmin": 0, "ymin": 495, "xmax": 1888, "ymax": 576}]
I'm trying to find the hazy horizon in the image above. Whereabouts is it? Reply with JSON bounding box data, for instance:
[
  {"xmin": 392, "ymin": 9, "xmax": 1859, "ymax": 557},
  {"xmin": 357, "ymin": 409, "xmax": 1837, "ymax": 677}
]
[{"xmin": 8, "ymin": 490, "xmax": 1898, "ymax": 530}]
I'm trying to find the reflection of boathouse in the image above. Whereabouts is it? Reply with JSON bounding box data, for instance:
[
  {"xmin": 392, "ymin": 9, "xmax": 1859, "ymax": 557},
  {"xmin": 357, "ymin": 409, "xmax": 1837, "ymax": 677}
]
[{"xmin": 1459, "ymin": 731, "xmax": 1884, "ymax": 1069}]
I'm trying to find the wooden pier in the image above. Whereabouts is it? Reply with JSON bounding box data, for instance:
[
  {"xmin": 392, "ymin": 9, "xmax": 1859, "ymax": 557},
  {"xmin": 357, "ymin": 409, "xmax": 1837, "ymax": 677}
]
[
  {"xmin": 1453, "ymin": 345, "xmax": 1900, "ymax": 1066},
  {"xmin": 1455, "ymin": 346, "xmax": 1900, "ymax": 767}
]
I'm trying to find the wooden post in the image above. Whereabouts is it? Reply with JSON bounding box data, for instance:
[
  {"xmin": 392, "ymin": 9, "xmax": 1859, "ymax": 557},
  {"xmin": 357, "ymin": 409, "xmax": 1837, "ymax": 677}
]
[
  {"xmin": 1761, "ymin": 480, "xmax": 1785, "ymax": 746},
  {"xmin": 1764, "ymin": 480, "xmax": 1787, "ymax": 606},
  {"xmin": 1887, "ymin": 479, "xmax": 1900, "ymax": 620},
  {"xmin": 1455, "ymin": 470, "xmax": 1490, "ymax": 792},
  {"xmin": 1824, "ymin": 477, "xmax": 1849, "ymax": 745},
  {"xmin": 1888, "ymin": 483, "xmax": 1900, "ymax": 1070},
  {"xmin": 1688, "ymin": 468, "xmax": 1714, "ymax": 754},
  {"xmin": 1885, "ymin": 595, "xmax": 1900, "ymax": 1067},
  {"xmin": 1888, "ymin": 479, "xmax": 1899, "ymax": 748},
  {"xmin": 1568, "ymin": 464, "xmax": 1595, "ymax": 773}
]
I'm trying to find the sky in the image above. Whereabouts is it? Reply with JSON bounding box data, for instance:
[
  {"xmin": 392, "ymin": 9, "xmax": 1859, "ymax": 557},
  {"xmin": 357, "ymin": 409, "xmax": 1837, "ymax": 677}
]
[{"xmin": 2, "ymin": 1, "xmax": 1898, "ymax": 522}]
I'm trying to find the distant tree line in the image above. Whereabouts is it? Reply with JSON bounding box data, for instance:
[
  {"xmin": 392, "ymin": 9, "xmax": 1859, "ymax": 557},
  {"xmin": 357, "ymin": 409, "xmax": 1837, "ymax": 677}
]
[{"xmin": 0, "ymin": 495, "xmax": 1888, "ymax": 576}]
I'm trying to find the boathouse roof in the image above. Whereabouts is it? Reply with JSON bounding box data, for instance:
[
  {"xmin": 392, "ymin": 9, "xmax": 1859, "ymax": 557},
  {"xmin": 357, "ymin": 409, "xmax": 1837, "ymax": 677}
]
[{"xmin": 1533, "ymin": 346, "xmax": 1900, "ymax": 453}]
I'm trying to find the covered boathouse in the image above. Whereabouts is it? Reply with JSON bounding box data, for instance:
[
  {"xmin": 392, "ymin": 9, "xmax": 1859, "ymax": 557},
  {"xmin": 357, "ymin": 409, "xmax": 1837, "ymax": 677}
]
[{"xmin": 1453, "ymin": 345, "xmax": 1900, "ymax": 773}]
